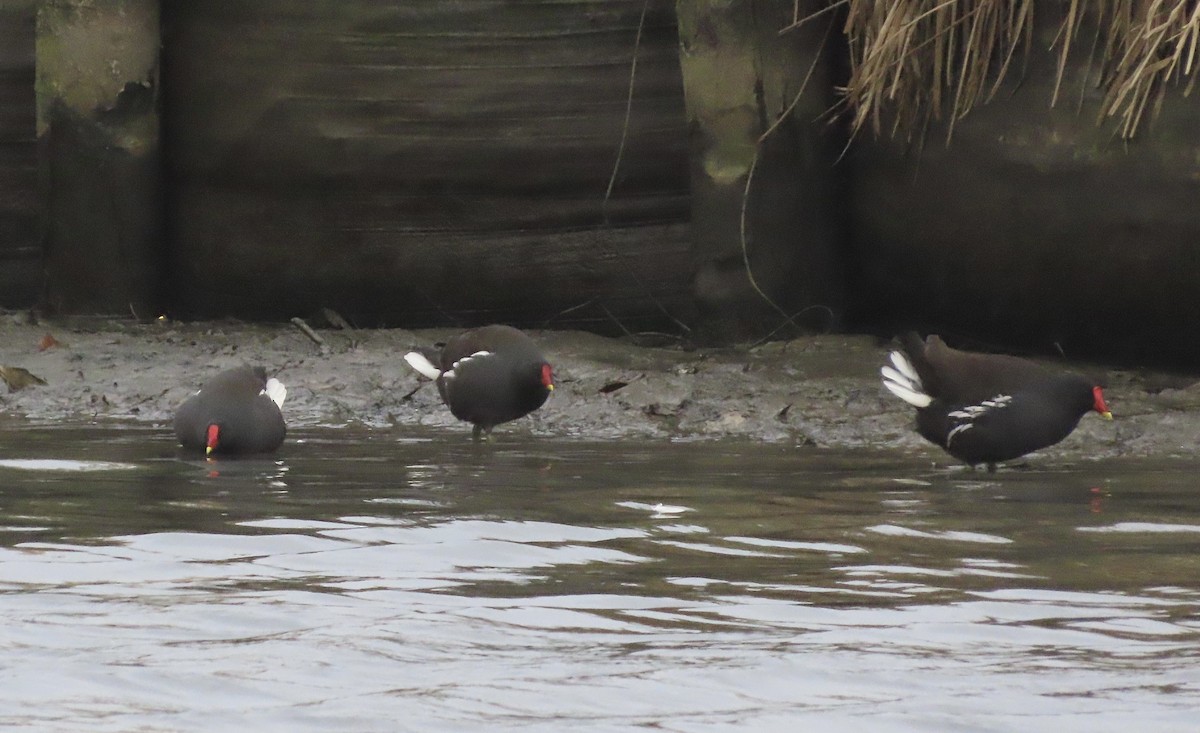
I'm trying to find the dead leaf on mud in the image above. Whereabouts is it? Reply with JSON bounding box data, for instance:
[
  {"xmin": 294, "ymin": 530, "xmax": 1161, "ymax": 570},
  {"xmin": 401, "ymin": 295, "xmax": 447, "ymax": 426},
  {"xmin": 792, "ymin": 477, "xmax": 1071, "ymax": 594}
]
[
  {"xmin": 598, "ymin": 380, "xmax": 629, "ymax": 394},
  {"xmin": 37, "ymin": 333, "xmax": 61, "ymax": 351},
  {"xmin": 0, "ymin": 366, "xmax": 48, "ymax": 391}
]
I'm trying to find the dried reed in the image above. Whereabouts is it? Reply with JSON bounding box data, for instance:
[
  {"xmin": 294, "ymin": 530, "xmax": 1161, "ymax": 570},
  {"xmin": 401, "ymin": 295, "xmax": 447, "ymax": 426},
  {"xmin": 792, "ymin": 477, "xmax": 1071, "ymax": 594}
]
[{"xmin": 792, "ymin": 0, "xmax": 1200, "ymax": 139}]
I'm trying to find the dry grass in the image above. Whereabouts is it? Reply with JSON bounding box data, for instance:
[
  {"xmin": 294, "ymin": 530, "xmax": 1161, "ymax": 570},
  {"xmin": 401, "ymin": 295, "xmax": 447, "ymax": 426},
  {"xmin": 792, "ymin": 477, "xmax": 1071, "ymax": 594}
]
[
  {"xmin": 1097, "ymin": 0, "xmax": 1200, "ymax": 137},
  {"xmin": 790, "ymin": 0, "xmax": 1200, "ymax": 139}
]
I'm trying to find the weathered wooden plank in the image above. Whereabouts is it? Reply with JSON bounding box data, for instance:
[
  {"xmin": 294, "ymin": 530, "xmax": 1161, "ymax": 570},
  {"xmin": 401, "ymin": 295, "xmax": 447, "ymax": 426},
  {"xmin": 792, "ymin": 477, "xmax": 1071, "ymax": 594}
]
[
  {"xmin": 0, "ymin": 1, "xmax": 37, "ymax": 308},
  {"xmin": 163, "ymin": 0, "xmax": 694, "ymax": 330},
  {"xmin": 171, "ymin": 184, "xmax": 692, "ymax": 328}
]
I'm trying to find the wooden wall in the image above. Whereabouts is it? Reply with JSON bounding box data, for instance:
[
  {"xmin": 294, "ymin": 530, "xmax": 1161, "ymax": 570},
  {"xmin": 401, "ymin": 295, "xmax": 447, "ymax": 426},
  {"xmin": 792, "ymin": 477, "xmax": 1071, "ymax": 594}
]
[
  {"xmin": 0, "ymin": 0, "xmax": 37, "ymax": 308},
  {"xmin": 10, "ymin": 1, "xmax": 1194, "ymax": 362},
  {"xmin": 161, "ymin": 1, "xmax": 695, "ymax": 331}
]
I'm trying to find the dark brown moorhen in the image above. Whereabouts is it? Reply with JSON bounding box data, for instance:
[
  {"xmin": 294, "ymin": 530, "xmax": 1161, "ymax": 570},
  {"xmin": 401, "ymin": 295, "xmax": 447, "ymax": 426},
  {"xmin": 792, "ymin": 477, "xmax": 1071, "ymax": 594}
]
[
  {"xmin": 174, "ymin": 366, "xmax": 287, "ymax": 456},
  {"xmin": 881, "ymin": 333, "xmax": 1112, "ymax": 470},
  {"xmin": 404, "ymin": 325, "xmax": 554, "ymax": 440}
]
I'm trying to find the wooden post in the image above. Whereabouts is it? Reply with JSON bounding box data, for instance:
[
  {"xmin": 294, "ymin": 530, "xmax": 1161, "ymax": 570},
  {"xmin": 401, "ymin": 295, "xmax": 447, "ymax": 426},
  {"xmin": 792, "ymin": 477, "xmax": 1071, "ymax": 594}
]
[
  {"xmin": 676, "ymin": 0, "xmax": 844, "ymax": 342},
  {"xmin": 0, "ymin": 0, "xmax": 38, "ymax": 308},
  {"xmin": 36, "ymin": 0, "xmax": 161, "ymax": 316}
]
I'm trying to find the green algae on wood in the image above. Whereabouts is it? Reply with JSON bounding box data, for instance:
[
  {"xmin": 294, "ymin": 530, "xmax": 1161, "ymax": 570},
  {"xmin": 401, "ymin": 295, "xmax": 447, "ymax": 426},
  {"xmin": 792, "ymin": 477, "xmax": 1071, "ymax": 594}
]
[
  {"xmin": 675, "ymin": 0, "xmax": 844, "ymax": 343},
  {"xmin": 36, "ymin": 0, "xmax": 162, "ymax": 316}
]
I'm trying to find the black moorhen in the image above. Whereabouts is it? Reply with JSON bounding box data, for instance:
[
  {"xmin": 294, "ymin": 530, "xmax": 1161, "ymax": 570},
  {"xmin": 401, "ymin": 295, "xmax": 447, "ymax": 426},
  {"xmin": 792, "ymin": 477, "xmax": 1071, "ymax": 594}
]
[
  {"xmin": 881, "ymin": 333, "xmax": 1112, "ymax": 470},
  {"xmin": 174, "ymin": 366, "xmax": 287, "ymax": 456},
  {"xmin": 403, "ymin": 325, "xmax": 554, "ymax": 440}
]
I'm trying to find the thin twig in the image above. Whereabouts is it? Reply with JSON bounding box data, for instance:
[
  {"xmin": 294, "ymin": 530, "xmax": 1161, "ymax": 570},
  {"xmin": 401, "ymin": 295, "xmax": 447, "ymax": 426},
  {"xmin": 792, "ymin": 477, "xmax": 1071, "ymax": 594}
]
[
  {"xmin": 551, "ymin": 297, "xmax": 601, "ymax": 318},
  {"xmin": 599, "ymin": 303, "xmax": 635, "ymax": 338},
  {"xmin": 737, "ymin": 14, "xmax": 835, "ymax": 331},
  {"xmin": 779, "ymin": 0, "xmax": 849, "ymax": 34},
  {"xmin": 749, "ymin": 304, "xmax": 838, "ymax": 349},
  {"xmin": 603, "ymin": 0, "xmax": 650, "ymax": 225},
  {"xmin": 290, "ymin": 317, "xmax": 327, "ymax": 352}
]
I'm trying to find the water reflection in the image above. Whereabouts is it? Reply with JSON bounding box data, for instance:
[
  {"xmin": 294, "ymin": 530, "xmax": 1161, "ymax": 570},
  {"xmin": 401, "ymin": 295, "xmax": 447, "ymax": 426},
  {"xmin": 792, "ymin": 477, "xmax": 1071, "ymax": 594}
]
[{"xmin": 0, "ymin": 424, "xmax": 1198, "ymax": 731}]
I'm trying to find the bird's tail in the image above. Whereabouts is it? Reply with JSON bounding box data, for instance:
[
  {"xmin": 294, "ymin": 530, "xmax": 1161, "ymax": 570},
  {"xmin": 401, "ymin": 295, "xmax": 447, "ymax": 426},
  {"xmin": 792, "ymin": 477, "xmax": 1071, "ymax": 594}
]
[
  {"xmin": 403, "ymin": 351, "xmax": 441, "ymax": 380},
  {"xmin": 881, "ymin": 350, "xmax": 932, "ymax": 408},
  {"xmin": 265, "ymin": 378, "xmax": 287, "ymax": 408}
]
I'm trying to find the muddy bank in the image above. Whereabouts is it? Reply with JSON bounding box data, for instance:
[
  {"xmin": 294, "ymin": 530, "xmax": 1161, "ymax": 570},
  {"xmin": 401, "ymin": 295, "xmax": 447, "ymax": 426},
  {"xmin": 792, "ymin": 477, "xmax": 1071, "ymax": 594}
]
[{"xmin": 0, "ymin": 313, "xmax": 1195, "ymax": 462}]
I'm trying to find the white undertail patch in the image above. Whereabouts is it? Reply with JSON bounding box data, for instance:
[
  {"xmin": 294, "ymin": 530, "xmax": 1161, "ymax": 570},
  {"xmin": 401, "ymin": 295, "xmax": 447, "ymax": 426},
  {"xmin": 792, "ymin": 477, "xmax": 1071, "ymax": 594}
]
[
  {"xmin": 889, "ymin": 351, "xmax": 920, "ymax": 383},
  {"xmin": 403, "ymin": 352, "xmax": 441, "ymax": 380},
  {"xmin": 881, "ymin": 351, "xmax": 932, "ymax": 408},
  {"xmin": 263, "ymin": 378, "xmax": 287, "ymax": 408}
]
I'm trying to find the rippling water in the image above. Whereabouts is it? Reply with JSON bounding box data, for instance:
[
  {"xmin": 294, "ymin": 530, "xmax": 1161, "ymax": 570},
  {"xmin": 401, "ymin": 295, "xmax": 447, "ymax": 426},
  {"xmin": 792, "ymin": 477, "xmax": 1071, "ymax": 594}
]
[{"xmin": 0, "ymin": 423, "xmax": 1198, "ymax": 732}]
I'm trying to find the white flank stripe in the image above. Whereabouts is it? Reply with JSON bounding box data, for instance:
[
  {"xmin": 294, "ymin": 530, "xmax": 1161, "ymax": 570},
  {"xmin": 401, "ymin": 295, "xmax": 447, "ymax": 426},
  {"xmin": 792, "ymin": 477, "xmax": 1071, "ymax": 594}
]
[
  {"xmin": 403, "ymin": 352, "xmax": 441, "ymax": 380},
  {"xmin": 264, "ymin": 378, "xmax": 287, "ymax": 408},
  {"xmin": 883, "ymin": 379, "xmax": 933, "ymax": 408},
  {"xmin": 946, "ymin": 423, "xmax": 973, "ymax": 444},
  {"xmin": 443, "ymin": 350, "xmax": 493, "ymax": 381},
  {"xmin": 451, "ymin": 350, "xmax": 493, "ymax": 371},
  {"xmin": 950, "ymin": 394, "xmax": 1012, "ymax": 420}
]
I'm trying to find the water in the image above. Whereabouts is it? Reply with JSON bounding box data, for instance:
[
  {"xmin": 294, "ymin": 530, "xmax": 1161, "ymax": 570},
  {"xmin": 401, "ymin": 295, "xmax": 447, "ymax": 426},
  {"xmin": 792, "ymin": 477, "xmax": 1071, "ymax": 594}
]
[{"xmin": 0, "ymin": 423, "xmax": 1198, "ymax": 732}]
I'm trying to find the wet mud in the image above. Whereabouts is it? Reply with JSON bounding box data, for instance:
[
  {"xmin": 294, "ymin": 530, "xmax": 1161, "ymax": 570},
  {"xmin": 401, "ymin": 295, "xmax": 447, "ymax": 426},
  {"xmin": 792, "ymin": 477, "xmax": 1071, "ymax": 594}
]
[{"xmin": 0, "ymin": 313, "xmax": 1196, "ymax": 463}]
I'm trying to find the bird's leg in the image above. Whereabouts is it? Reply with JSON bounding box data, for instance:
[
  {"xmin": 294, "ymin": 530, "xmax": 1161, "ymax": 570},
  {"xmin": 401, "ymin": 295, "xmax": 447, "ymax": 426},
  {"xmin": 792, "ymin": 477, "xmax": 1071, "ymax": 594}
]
[
  {"xmin": 471, "ymin": 424, "xmax": 493, "ymax": 442},
  {"xmin": 987, "ymin": 463, "xmax": 997, "ymax": 473}
]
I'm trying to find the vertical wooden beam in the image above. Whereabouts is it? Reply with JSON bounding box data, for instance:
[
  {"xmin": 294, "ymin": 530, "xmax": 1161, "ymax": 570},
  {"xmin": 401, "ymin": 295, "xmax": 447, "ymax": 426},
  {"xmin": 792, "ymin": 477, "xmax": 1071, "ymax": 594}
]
[
  {"xmin": 0, "ymin": 0, "xmax": 38, "ymax": 308},
  {"xmin": 676, "ymin": 0, "xmax": 843, "ymax": 342},
  {"xmin": 36, "ymin": 0, "xmax": 161, "ymax": 316}
]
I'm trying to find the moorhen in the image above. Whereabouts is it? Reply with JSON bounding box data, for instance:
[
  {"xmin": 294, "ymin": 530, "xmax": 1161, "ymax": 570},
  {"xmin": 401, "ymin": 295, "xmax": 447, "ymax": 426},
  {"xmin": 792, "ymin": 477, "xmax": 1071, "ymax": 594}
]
[
  {"xmin": 174, "ymin": 366, "xmax": 287, "ymax": 456},
  {"xmin": 403, "ymin": 325, "xmax": 554, "ymax": 439},
  {"xmin": 881, "ymin": 333, "xmax": 1112, "ymax": 469}
]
